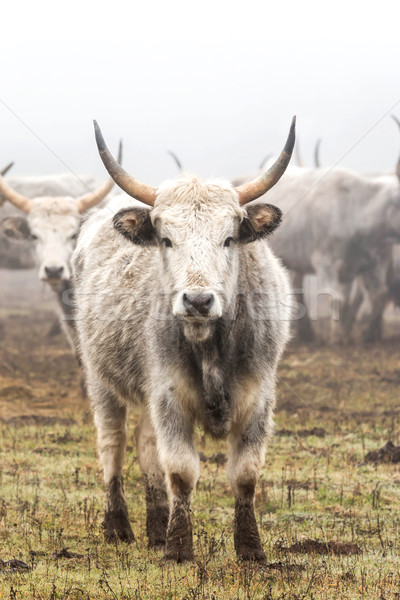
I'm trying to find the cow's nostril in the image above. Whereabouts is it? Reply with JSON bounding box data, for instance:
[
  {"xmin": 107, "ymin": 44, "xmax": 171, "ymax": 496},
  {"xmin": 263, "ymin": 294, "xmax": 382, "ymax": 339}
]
[
  {"xmin": 45, "ymin": 266, "xmax": 64, "ymax": 279},
  {"xmin": 183, "ymin": 292, "xmax": 215, "ymax": 315},
  {"xmin": 203, "ymin": 295, "xmax": 213, "ymax": 309}
]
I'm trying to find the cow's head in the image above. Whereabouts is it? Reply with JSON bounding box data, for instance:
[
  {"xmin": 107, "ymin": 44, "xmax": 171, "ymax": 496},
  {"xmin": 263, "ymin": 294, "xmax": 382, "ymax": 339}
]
[
  {"xmin": 0, "ymin": 146, "xmax": 121, "ymax": 289},
  {"xmin": 94, "ymin": 119, "xmax": 295, "ymax": 341}
]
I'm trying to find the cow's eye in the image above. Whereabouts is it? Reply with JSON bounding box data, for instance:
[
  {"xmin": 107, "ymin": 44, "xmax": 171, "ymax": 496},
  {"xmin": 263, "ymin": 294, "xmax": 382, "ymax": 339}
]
[
  {"xmin": 31, "ymin": 234, "xmax": 38, "ymax": 241},
  {"xmin": 161, "ymin": 238, "xmax": 172, "ymax": 248},
  {"xmin": 70, "ymin": 233, "xmax": 79, "ymax": 240},
  {"xmin": 224, "ymin": 237, "xmax": 234, "ymax": 248}
]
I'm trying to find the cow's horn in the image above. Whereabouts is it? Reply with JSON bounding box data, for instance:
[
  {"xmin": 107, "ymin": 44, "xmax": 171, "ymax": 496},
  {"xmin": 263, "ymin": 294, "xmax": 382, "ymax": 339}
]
[
  {"xmin": 235, "ymin": 116, "xmax": 296, "ymax": 205},
  {"xmin": 76, "ymin": 141, "xmax": 123, "ymax": 213},
  {"xmin": 391, "ymin": 114, "xmax": 400, "ymax": 183},
  {"xmin": 0, "ymin": 175, "xmax": 32, "ymax": 213},
  {"xmin": 314, "ymin": 139, "xmax": 322, "ymax": 168},
  {"xmin": 94, "ymin": 121, "xmax": 157, "ymax": 207},
  {"xmin": 167, "ymin": 150, "xmax": 183, "ymax": 172},
  {"xmin": 1, "ymin": 161, "xmax": 14, "ymax": 177}
]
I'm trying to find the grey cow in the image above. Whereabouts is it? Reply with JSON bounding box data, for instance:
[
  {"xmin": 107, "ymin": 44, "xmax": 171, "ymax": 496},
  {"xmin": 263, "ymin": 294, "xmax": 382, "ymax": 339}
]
[
  {"xmin": 268, "ymin": 164, "xmax": 400, "ymax": 343},
  {"xmin": 233, "ymin": 149, "xmax": 400, "ymax": 344},
  {"xmin": 235, "ymin": 120, "xmax": 400, "ymax": 344},
  {"xmin": 72, "ymin": 118, "xmax": 295, "ymax": 562}
]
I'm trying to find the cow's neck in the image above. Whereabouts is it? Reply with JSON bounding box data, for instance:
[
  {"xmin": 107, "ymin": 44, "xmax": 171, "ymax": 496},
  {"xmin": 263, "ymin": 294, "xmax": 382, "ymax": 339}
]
[{"xmin": 180, "ymin": 295, "xmax": 251, "ymax": 439}]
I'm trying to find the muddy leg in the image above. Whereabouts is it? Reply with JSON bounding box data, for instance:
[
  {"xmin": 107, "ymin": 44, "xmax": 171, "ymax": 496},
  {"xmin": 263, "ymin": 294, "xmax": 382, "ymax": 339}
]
[
  {"xmin": 164, "ymin": 473, "xmax": 194, "ymax": 562},
  {"xmin": 227, "ymin": 412, "xmax": 268, "ymax": 562},
  {"xmin": 91, "ymin": 382, "xmax": 134, "ymax": 543},
  {"xmin": 151, "ymin": 397, "xmax": 199, "ymax": 562},
  {"xmin": 362, "ymin": 293, "xmax": 386, "ymax": 343},
  {"xmin": 360, "ymin": 255, "xmax": 392, "ymax": 343},
  {"xmin": 135, "ymin": 409, "xmax": 169, "ymax": 549},
  {"xmin": 234, "ymin": 483, "xmax": 265, "ymax": 561}
]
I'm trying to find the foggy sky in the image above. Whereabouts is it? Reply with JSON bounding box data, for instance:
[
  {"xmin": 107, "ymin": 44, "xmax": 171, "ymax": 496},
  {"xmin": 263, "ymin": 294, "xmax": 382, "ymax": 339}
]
[{"xmin": 1, "ymin": 0, "xmax": 400, "ymax": 187}]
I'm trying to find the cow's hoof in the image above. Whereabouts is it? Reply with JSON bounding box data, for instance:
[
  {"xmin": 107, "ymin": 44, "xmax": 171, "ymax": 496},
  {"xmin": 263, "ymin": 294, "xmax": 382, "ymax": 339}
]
[
  {"xmin": 149, "ymin": 541, "xmax": 165, "ymax": 551},
  {"xmin": 103, "ymin": 511, "xmax": 135, "ymax": 543},
  {"xmin": 163, "ymin": 549, "xmax": 194, "ymax": 563},
  {"xmin": 148, "ymin": 536, "xmax": 166, "ymax": 550},
  {"xmin": 146, "ymin": 504, "xmax": 169, "ymax": 550},
  {"xmin": 236, "ymin": 547, "xmax": 266, "ymax": 563},
  {"xmin": 164, "ymin": 539, "xmax": 194, "ymax": 563}
]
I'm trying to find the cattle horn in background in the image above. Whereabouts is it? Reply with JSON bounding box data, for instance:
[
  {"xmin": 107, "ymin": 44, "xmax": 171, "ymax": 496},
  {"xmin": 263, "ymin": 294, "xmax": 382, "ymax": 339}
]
[
  {"xmin": 0, "ymin": 162, "xmax": 15, "ymax": 207},
  {"xmin": 314, "ymin": 139, "xmax": 322, "ymax": 168},
  {"xmin": 1, "ymin": 161, "xmax": 14, "ymax": 177},
  {"xmin": 94, "ymin": 120, "xmax": 157, "ymax": 207},
  {"xmin": 391, "ymin": 114, "xmax": 400, "ymax": 183},
  {"xmin": 0, "ymin": 171, "xmax": 32, "ymax": 212},
  {"xmin": 167, "ymin": 150, "xmax": 183, "ymax": 172},
  {"xmin": 76, "ymin": 140, "xmax": 123, "ymax": 213},
  {"xmin": 235, "ymin": 116, "xmax": 296, "ymax": 205}
]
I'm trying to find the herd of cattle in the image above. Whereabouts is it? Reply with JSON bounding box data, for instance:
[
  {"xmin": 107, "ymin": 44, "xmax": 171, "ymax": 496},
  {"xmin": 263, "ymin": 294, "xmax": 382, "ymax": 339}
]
[
  {"xmin": 1, "ymin": 116, "xmax": 400, "ymax": 562},
  {"xmin": 2, "ymin": 117, "xmax": 400, "ymax": 347}
]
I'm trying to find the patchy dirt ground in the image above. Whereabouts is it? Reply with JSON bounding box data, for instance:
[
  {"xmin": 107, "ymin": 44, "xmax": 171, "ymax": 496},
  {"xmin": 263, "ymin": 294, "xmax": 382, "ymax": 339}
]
[
  {"xmin": 1, "ymin": 270, "xmax": 400, "ymax": 599},
  {"xmin": 0, "ymin": 270, "xmax": 84, "ymax": 422}
]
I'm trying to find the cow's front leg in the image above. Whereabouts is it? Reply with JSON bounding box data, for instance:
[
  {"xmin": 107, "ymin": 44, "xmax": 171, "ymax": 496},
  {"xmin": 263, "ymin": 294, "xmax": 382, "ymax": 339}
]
[
  {"xmin": 91, "ymin": 383, "xmax": 134, "ymax": 543},
  {"xmin": 135, "ymin": 408, "xmax": 169, "ymax": 549},
  {"xmin": 151, "ymin": 396, "xmax": 199, "ymax": 563},
  {"xmin": 228, "ymin": 410, "xmax": 270, "ymax": 562}
]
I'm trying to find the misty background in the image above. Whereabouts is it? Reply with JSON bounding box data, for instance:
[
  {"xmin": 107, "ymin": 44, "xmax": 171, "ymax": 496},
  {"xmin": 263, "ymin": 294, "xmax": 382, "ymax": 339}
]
[{"xmin": 1, "ymin": 0, "xmax": 399, "ymax": 186}]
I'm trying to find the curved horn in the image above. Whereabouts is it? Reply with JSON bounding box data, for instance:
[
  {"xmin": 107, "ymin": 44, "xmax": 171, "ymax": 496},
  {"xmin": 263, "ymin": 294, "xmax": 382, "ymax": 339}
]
[
  {"xmin": 0, "ymin": 175, "xmax": 32, "ymax": 213},
  {"xmin": 391, "ymin": 114, "xmax": 400, "ymax": 182},
  {"xmin": 76, "ymin": 141, "xmax": 123, "ymax": 213},
  {"xmin": 235, "ymin": 116, "xmax": 296, "ymax": 205},
  {"xmin": 1, "ymin": 161, "xmax": 14, "ymax": 177},
  {"xmin": 167, "ymin": 150, "xmax": 183, "ymax": 172},
  {"xmin": 314, "ymin": 139, "xmax": 322, "ymax": 168},
  {"xmin": 94, "ymin": 120, "xmax": 157, "ymax": 207}
]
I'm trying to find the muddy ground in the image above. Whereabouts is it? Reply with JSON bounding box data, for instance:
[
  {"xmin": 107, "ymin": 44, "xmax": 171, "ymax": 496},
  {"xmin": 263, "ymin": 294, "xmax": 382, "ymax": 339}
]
[
  {"xmin": 0, "ymin": 270, "xmax": 84, "ymax": 421},
  {"xmin": 1, "ymin": 269, "xmax": 400, "ymax": 599}
]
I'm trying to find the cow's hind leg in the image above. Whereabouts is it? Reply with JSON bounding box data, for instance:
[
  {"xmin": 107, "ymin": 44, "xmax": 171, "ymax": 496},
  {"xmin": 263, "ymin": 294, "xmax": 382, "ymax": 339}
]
[
  {"xmin": 135, "ymin": 409, "xmax": 169, "ymax": 548},
  {"xmin": 228, "ymin": 411, "xmax": 269, "ymax": 562},
  {"xmin": 91, "ymin": 383, "xmax": 134, "ymax": 543}
]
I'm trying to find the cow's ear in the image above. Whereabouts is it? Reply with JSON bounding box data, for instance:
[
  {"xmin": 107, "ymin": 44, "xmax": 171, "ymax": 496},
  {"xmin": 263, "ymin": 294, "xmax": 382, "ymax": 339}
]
[
  {"xmin": 239, "ymin": 204, "xmax": 282, "ymax": 244},
  {"xmin": 2, "ymin": 216, "xmax": 31, "ymax": 240},
  {"xmin": 113, "ymin": 207, "xmax": 157, "ymax": 245}
]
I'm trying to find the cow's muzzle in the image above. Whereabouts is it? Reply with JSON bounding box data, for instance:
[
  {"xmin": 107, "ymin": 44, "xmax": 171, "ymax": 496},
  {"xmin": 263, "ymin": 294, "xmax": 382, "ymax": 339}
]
[
  {"xmin": 44, "ymin": 266, "xmax": 64, "ymax": 280},
  {"xmin": 173, "ymin": 289, "xmax": 222, "ymax": 320},
  {"xmin": 183, "ymin": 292, "xmax": 214, "ymax": 316}
]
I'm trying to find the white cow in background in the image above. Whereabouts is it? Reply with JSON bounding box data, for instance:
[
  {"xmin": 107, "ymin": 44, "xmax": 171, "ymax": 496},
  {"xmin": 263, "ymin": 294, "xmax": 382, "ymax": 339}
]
[
  {"xmin": 0, "ymin": 143, "xmax": 121, "ymax": 351},
  {"xmin": 0, "ymin": 172, "xmax": 108, "ymax": 270}
]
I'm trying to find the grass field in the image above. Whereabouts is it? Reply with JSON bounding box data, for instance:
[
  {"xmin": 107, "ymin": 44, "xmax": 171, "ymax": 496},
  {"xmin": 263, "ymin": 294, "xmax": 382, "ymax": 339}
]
[{"xmin": 1, "ymin": 275, "xmax": 400, "ymax": 599}]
